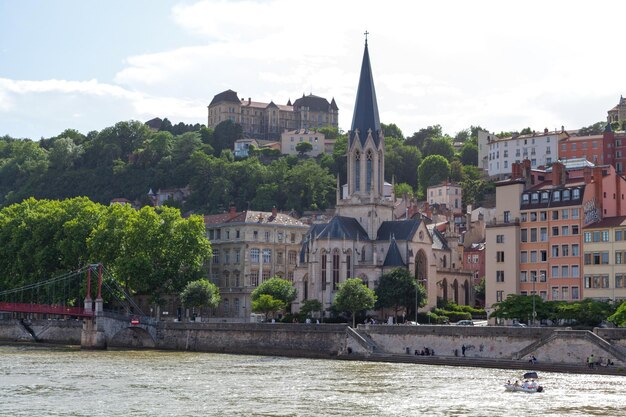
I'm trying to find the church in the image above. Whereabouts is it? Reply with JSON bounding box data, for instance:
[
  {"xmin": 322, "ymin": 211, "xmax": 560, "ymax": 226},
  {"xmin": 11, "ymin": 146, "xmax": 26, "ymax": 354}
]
[{"xmin": 292, "ymin": 38, "xmax": 473, "ymax": 319}]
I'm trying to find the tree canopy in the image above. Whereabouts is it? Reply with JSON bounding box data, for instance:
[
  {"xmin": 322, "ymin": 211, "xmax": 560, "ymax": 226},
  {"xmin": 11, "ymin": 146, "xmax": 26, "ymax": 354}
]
[
  {"xmin": 251, "ymin": 276, "xmax": 297, "ymax": 306},
  {"xmin": 375, "ymin": 268, "xmax": 426, "ymax": 320},
  {"xmin": 332, "ymin": 278, "xmax": 377, "ymax": 327},
  {"xmin": 0, "ymin": 197, "xmax": 211, "ymax": 304},
  {"xmin": 180, "ymin": 279, "xmax": 221, "ymax": 310},
  {"xmin": 417, "ymin": 155, "xmax": 450, "ymax": 197}
]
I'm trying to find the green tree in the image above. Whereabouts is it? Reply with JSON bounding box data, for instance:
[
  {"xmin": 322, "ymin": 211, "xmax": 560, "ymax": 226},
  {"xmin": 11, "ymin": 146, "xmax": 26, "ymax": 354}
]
[
  {"xmin": 296, "ymin": 141, "xmax": 313, "ymax": 156},
  {"xmin": 300, "ymin": 299, "xmax": 323, "ymax": 318},
  {"xmin": 332, "ymin": 278, "xmax": 377, "ymax": 327},
  {"xmin": 385, "ymin": 137, "xmax": 422, "ymax": 188},
  {"xmin": 417, "ymin": 155, "xmax": 450, "ymax": 197},
  {"xmin": 251, "ymin": 276, "xmax": 297, "ymax": 306},
  {"xmin": 375, "ymin": 268, "xmax": 426, "ymax": 321},
  {"xmin": 450, "ymin": 160, "xmax": 465, "ymax": 183},
  {"xmin": 180, "ymin": 279, "xmax": 221, "ymax": 318},
  {"xmin": 252, "ymin": 294, "xmax": 286, "ymax": 320},
  {"xmin": 454, "ymin": 129, "xmax": 470, "ymax": 143},
  {"xmin": 381, "ymin": 122, "xmax": 404, "ymax": 139},
  {"xmin": 212, "ymin": 120, "xmax": 242, "ymax": 156},
  {"xmin": 578, "ymin": 121, "xmax": 607, "ymax": 136},
  {"xmin": 394, "ymin": 182, "xmax": 414, "ymax": 199},
  {"xmin": 519, "ymin": 127, "xmax": 533, "ymax": 135},
  {"xmin": 405, "ymin": 125, "xmax": 442, "ymax": 150},
  {"xmin": 422, "ymin": 137, "xmax": 455, "ymax": 161},
  {"xmin": 608, "ymin": 301, "xmax": 626, "ymax": 327},
  {"xmin": 459, "ymin": 142, "xmax": 478, "ymax": 166}
]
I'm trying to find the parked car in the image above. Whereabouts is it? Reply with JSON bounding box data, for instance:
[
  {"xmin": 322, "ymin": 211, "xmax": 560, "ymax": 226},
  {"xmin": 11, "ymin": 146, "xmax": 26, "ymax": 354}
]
[
  {"xmin": 456, "ymin": 320, "xmax": 474, "ymax": 326},
  {"xmin": 511, "ymin": 322, "xmax": 527, "ymax": 327}
]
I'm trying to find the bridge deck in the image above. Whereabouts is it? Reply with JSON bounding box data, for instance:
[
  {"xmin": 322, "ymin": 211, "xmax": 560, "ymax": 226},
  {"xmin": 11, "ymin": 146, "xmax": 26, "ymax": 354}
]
[{"xmin": 0, "ymin": 302, "xmax": 93, "ymax": 317}]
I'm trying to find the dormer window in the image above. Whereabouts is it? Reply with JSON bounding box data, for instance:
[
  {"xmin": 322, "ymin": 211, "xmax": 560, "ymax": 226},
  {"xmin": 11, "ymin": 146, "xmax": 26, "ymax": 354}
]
[
  {"xmin": 572, "ymin": 188, "xmax": 580, "ymax": 199},
  {"xmin": 522, "ymin": 194, "xmax": 530, "ymax": 204},
  {"xmin": 563, "ymin": 190, "xmax": 570, "ymax": 201},
  {"xmin": 531, "ymin": 193, "xmax": 539, "ymax": 204},
  {"xmin": 541, "ymin": 192, "xmax": 549, "ymax": 202},
  {"xmin": 553, "ymin": 191, "xmax": 560, "ymax": 202}
]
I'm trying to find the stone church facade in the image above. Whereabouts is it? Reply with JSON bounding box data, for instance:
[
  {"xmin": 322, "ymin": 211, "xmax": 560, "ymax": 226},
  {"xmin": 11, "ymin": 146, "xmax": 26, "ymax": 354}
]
[{"xmin": 292, "ymin": 40, "xmax": 473, "ymax": 319}]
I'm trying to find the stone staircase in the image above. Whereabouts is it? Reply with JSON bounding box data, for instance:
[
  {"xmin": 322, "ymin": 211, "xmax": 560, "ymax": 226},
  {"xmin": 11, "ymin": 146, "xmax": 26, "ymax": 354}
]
[{"xmin": 346, "ymin": 327, "xmax": 378, "ymax": 354}]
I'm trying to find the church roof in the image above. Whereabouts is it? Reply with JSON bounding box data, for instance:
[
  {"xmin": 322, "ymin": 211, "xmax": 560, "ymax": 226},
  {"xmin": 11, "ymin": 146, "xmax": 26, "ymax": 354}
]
[
  {"xmin": 376, "ymin": 220, "xmax": 422, "ymax": 241},
  {"xmin": 293, "ymin": 94, "xmax": 333, "ymax": 112},
  {"xmin": 383, "ymin": 238, "xmax": 406, "ymax": 267},
  {"xmin": 315, "ymin": 216, "xmax": 370, "ymax": 241},
  {"xmin": 350, "ymin": 41, "xmax": 381, "ymax": 148},
  {"xmin": 210, "ymin": 89, "xmax": 240, "ymax": 105}
]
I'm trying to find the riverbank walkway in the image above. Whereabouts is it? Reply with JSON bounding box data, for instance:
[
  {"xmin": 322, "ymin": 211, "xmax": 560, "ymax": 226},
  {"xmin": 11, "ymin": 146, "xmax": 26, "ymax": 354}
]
[{"xmin": 342, "ymin": 351, "xmax": 626, "ymax": 376}]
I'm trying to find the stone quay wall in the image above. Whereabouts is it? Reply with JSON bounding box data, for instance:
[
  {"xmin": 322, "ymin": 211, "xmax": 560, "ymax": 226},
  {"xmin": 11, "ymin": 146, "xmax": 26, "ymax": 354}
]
[
  {"xmin": 2, "ymin": 317, "xmax": 626, "ymax": 371},
  {"xmin": 155, "ymin": 322, "xmax": 348, "ymax": 358}
]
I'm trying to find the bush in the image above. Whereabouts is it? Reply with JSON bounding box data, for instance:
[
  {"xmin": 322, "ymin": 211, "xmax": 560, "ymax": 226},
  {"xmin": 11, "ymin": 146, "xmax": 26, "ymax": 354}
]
[
  {"xmin": 433, "ymin": 308, "xmax": 471, "ymax": 322},
  {"xmin": 416, "ymin": 311, "xmax": 449, "ymax": 324},
  {"xmin": 439, "ymin": 302, "xmax": 486, "ymax": 319}
]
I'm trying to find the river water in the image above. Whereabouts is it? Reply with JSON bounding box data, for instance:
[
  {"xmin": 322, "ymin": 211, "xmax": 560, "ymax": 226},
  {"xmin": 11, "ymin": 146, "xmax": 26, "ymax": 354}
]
[{"xmin": 1, "ymin": 345, "xmax": 625, "ymax": 417}]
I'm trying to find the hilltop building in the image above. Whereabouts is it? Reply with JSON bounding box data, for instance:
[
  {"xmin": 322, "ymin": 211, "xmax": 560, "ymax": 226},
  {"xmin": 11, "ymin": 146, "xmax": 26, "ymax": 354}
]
[
  {"xmin": 207, "ymin": 90, "xmax": 338, "ymax": 141},
  {"xmin": 608, "ymin": 95, "xmax": 626, "ymax": 127},
  {"xmin": 558, "ymin": 124, "xmax": 626, "ymax": 174},
  {"xmin": 478, "ymin": 129, "xmax": 567, "ymax": 179}
]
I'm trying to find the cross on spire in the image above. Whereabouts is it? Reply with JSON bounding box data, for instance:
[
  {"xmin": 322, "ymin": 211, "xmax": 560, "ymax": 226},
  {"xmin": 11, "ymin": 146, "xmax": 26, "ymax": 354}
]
[{"xmin": 364, "ymin": 30, "xmax": 369, "ymax": 45}]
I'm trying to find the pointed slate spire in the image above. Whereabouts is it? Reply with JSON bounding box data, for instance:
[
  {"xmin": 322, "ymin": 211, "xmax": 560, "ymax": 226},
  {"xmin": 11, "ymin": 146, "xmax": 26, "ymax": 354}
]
[
  {"xmin": 350, "ymin": 38, "xmax": 381, "ymax": 148},
  {"xmin": 330, "ymin": 97, "xmax": 338, "ymax": 111},
  {"xmin": 383, "ymin": 237, "xmax": 406, "ymax": 267}
]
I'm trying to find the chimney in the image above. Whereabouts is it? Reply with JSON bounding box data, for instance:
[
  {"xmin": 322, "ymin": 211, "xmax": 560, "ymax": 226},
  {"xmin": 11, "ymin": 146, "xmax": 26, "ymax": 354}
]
[
  {"xmin": 593, "ymin": 166, "xmax": 604, "ymax": 216},
  {"xmin": 248, "ymin": 97, "xmax": 251, "ymax": 104},
  {"xmin": 544, "ymin": 128, "xmax": 549, "ymax": 134},
  {"xmin": 583, "ymin": 167, "xmax": 592, "ymax": 184},
  {"xmin": 511, "ymin": 161, "xmax": 520, "ymax": 179},
  {"xmin": 552, "ymin": 162, "xmax": 562, "ymax": 186},
  {"xmin": 561, "ymin": 125, "xmax": 565, "ymax": 133},
  {"xmin": 272, "ymin": 206, "xmax": 277, "ymax": 217},
  {"xmin": 229, "ymin": 206, "xmax": 237, "ymax": 219}
]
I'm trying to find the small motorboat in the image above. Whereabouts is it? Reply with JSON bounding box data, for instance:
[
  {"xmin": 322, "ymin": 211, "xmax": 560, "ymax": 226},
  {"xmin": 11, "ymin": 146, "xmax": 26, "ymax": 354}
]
[{"xmin": 504, "ymin": 373, "xmax": 543, "ymax": 393}]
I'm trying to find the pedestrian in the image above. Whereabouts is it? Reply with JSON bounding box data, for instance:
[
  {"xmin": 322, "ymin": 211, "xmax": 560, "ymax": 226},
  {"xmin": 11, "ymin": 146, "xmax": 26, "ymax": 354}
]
[
  {"xmin": 588, "ymin": 354, "xmax": 595, "ymax": 369},
  {"xmin": 462, "ymin": 344, "xmax": 466, "ymax": 356}
]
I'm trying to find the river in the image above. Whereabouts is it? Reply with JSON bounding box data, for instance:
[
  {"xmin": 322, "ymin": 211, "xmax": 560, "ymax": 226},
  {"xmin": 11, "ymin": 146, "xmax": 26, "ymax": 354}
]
[{"xmin": 1, "ymin": 344, "xmax": 625, "ymax": 416}]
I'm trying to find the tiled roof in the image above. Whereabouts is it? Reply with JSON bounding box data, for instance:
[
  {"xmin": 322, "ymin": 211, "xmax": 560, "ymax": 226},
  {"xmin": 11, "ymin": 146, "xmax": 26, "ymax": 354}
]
[
  {"xmin": 584, "ymin": 215, "xmax": 626, "ymax": 229},
  {"xmin": 204, "ymin": 210, "xmax": 306, "ymax": 227}
]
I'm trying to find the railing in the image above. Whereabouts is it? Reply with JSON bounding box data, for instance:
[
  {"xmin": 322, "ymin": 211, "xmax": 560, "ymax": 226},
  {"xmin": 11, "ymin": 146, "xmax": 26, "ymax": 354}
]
[{"xmin": 0, "ymin": 302, "xmax": 93, "ymax": 317}]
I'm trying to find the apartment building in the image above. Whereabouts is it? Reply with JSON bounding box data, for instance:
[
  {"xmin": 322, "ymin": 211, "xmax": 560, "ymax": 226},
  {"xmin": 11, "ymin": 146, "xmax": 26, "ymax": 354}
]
[
  {"xmin": 478, "ymin": 129, "xmax": 566, "ymax": 179},
  {"xmin": 582, "ymin": 216, "xmax": 626, "ymax": 302},
  {"xmin": 558, "ymin": 125, "xmax": 626, "ymax": 174},
  {"xmin": 204, "ymin": 207, "xmax": 309, "ymax": 320},
  {"xmin": 485, "ymin": 159, "xmax": 626, "ymax": 316},
  {"xmin": 427, "ymin": 182, "xmax": 463, "ymax": 214}
]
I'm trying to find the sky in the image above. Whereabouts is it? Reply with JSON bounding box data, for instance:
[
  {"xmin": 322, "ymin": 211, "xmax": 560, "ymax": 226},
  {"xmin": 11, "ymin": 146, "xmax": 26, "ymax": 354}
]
[{"xmin": 1, "ymin": 0, "xmax": 625, "ymax": 140}]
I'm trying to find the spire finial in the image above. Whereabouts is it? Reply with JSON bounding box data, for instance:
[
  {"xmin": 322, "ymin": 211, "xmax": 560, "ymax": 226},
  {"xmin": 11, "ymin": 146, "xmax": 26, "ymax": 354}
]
[{"xmin": 364, "ymin": 30, "xmax": 369, "ymax": 45}]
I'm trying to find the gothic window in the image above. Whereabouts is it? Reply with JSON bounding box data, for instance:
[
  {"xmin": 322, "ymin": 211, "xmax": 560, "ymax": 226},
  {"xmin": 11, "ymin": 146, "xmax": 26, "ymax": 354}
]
[
  {"xmin": 346, "ymin": 251, "xmax": 352, "ymax": 279},
  {"xmin": 303, "ymin": 275, "xmax": 309, "ymax": 300},
  {"xmin": 355, "ymin": 151, "xmax": 361, "ymax": 191},
  {"xmin": 321, "ymin": 251, "xmax": 327, "ymax": 291},
  {"xmin": 366, "ymin": 150, "xmax": 373, "ymax": 191},
  {"xmin": 332, "ymin": 250, "xmax": 340, "ymax": 290}
]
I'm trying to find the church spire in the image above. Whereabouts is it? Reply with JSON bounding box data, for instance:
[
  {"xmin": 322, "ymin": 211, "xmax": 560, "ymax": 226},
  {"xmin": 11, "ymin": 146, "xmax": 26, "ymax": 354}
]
[{"xmin": 350, "ymin": 34, "xmax": 381, "ymax": 148}]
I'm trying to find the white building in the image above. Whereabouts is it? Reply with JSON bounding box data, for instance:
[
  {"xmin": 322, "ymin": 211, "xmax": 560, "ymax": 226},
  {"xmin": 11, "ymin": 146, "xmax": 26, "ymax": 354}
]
[
  {"xmin": 478, "ymin": 129, "xmax": 567, "ymax": 179},
  {"xmin": 427, "ymin": 182, "xmax": 463, "ymax": 214},
  {"xmin": 280, "ymin": 129, "xmax": 333, "ymax": 156}
]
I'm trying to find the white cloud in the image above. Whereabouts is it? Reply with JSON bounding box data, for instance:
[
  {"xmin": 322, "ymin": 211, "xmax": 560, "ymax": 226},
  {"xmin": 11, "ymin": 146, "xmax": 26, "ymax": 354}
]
[{"xmin": 3, "ymin": 0, "xmax": 626, "ymax": 139}]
